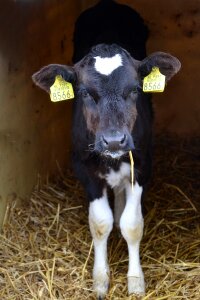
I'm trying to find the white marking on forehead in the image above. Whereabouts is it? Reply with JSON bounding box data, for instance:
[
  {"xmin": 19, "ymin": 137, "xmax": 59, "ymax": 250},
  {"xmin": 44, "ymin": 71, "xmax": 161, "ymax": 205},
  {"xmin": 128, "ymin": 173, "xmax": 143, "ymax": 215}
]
[{"xmin": 94, "ymin": 54, "xmax": 123, "ymax": 76}]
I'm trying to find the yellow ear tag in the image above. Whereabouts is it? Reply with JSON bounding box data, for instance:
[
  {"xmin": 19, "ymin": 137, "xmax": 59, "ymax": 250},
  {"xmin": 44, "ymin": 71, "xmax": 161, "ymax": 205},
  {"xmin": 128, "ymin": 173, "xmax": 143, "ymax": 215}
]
[
  {"xmin": 143, "ymin": 67, "xmax": 166, "ymax": 93},
  {"xmin": 50, "ymin": 75, "xmax": 74, "ymax": 102}
]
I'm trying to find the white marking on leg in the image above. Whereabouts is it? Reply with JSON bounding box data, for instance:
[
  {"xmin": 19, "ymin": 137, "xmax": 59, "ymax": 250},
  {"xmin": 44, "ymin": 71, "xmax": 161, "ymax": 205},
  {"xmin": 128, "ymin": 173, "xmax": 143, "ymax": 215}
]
[
  {"xmin": 113, "ymin": 186, "xmax": 125, "ymax": 228},
  {"xmin": 94, "ymin": 54, "xmax": 123, "ymax": 75},
  {"xmin": 120, "ymin": 181, "xmax": 145, "ymax": 295},
  {"xmin": 89, "ymin": 189, "xmax": 113, "ymax": 299}
]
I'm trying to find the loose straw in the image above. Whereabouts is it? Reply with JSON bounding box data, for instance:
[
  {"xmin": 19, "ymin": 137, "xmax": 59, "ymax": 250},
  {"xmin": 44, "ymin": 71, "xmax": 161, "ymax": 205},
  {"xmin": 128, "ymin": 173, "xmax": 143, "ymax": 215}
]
[{"xmin": 1, "ymin": 136, "xmax": 199, "ymax": 300}]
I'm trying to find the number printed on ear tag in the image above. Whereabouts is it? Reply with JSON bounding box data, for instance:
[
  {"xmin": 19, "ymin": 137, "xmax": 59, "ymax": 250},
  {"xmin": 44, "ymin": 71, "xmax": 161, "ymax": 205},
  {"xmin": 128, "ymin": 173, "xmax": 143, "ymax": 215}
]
[
  {"xmin": 143, "ymin": 67, "xmax": 166, "ymax": 93},
  {"xmin": 50, "ymin": 75, "xmax": 74, "ymax": 102}
]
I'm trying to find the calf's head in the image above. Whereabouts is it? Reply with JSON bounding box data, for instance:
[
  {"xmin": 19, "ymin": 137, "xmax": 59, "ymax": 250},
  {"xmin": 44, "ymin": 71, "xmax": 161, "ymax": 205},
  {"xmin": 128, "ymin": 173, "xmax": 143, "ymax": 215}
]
[{"xmin": 32, "ymin": 44, "xmax": 181, "ymax": 159}]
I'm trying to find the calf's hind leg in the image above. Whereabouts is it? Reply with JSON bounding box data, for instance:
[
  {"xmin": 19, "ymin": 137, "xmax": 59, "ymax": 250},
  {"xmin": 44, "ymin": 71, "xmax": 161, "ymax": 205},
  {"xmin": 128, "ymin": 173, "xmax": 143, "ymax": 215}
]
[{"xmin": 113, "ymin": 186, "xmax": 125, "ymax": 228}]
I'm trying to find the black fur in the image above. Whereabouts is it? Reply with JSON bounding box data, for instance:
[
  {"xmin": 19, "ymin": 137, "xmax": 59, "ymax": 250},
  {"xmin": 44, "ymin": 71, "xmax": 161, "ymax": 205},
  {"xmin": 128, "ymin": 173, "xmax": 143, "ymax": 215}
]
[{"xmin": 72, "ymin": 0, "xmax": 152, "ymax": 201}]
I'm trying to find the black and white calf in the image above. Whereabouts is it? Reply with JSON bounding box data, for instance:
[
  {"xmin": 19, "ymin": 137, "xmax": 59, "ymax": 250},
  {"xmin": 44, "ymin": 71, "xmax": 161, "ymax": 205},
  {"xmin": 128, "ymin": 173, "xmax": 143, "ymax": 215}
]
[
  {"xmin": 32, "ymin": 45, "xmax": 180, "ymax": 298},
  {"xmin": 32, "ymin": 1, "xmax": 181, "ymax": 298}
]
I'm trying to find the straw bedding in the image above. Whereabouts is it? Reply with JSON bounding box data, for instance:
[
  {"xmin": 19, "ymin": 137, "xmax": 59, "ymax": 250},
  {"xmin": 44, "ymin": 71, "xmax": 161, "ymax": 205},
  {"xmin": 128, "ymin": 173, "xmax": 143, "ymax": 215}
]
[{"xmin": 0, "ymin": 135, "xmax": 199, "ymax": 299}]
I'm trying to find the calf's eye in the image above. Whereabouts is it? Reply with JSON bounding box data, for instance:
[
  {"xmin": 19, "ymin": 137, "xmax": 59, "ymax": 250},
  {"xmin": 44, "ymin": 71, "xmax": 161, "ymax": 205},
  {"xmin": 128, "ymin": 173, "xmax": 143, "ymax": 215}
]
[
  {"xmin": 82, "ymin": 89, "xmax": 90, "ymax": 98},
  {"xmin": 127, "ymin": 88, "xmax": 138, "ymax": 99},
  {"xmin": 132, "ymin": 86, "xmax": 138, "ymax": 94}
]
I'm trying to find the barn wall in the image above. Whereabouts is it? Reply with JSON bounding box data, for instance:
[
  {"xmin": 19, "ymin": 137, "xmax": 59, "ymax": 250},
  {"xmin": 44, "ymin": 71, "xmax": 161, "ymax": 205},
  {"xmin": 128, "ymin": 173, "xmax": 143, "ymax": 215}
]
[
  {"xmin": 0, "ymin": 0, "xmax": 80, "ymax": 226},
  {"xmin": 81, "ymin": 0, "xmax": 200, "ymax": 135}
]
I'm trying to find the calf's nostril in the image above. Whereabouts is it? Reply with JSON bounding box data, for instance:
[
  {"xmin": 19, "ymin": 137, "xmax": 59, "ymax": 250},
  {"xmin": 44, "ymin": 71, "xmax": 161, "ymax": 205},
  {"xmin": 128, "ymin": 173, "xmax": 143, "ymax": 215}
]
[
  {"xmin": 102, "ymin": 135, "xmax": 109, "ymax": 146},
  {"xmin": 120, "ymin": 134, "xmax": 126, "ymax": 145},
  {"xmin": 101, "ymin": 133, "xmax": 127, "ymax": 150}
]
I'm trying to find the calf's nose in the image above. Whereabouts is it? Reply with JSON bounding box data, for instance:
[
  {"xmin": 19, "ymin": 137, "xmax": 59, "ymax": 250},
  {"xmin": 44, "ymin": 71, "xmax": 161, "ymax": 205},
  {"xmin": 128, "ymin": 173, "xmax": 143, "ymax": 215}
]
[{"xmin": 101, "ymin": 133, "xmax": 127, "ymax": 151}]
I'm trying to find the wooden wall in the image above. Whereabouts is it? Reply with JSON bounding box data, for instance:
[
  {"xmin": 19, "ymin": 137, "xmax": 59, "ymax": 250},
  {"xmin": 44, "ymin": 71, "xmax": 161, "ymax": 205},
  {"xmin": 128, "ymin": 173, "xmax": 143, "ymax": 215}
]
[{"xmin": 0, "ymin": 0, "xmax": 80, "ymax": 226}]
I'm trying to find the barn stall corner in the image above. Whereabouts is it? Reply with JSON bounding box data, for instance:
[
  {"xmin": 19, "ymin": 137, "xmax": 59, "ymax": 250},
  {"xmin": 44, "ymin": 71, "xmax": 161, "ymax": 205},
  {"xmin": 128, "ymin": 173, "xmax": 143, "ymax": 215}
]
[{"xmin": 0, "ymin": 0, "xmax": 199, "ymax": 299}]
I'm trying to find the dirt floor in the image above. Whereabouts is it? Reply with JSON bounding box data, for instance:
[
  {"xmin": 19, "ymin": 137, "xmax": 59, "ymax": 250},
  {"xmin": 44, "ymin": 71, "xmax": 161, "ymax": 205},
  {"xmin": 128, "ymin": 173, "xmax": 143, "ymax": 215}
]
[{"xmin": 0, "ymin": 135, "xmax": 199, "ymax": 299}]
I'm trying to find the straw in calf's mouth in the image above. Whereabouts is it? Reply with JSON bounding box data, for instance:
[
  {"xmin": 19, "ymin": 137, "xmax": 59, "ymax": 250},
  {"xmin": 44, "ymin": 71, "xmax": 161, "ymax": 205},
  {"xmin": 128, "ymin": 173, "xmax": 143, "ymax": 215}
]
[{"xmin": 129, "ymin": 150, "xmax": 134, "ymax": 190}]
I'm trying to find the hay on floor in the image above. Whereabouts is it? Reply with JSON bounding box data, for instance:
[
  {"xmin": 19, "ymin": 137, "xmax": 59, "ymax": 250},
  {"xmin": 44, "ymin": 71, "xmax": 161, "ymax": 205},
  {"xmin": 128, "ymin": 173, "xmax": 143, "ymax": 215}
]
[{"xmin": 0, "ymin": 135, "xmax": 200, "ymax": 299}]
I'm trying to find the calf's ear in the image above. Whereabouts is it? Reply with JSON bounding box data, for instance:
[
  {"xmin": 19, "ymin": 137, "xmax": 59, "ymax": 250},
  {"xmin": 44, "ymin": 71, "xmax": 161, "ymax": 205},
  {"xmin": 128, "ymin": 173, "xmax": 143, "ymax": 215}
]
[
  {"xmin": 32, "ymin": 64, "xmax": 76, "ymax": 93},
  {"xmin": 138, "ymin": 52, "xmax": 181, "ymax": 82}
]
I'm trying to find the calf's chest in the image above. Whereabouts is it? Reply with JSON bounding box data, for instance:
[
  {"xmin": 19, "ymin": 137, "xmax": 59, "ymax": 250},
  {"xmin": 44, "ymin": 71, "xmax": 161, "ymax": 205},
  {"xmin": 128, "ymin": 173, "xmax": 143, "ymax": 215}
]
[{"xmin": 99, "ymin": 162, "xmax": 131, "ymax": 188}]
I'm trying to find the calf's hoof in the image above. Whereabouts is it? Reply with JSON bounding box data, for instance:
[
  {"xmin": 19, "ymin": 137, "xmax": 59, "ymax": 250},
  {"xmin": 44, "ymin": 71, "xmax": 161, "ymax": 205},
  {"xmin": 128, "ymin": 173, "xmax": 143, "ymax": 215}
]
[
  {"xmin": 93, "ymin": 272, "xmax": 109, "ymax": 300},
  {"xmin": 128, "ymin": 276, "xmax": 145, "ymax": 296}
]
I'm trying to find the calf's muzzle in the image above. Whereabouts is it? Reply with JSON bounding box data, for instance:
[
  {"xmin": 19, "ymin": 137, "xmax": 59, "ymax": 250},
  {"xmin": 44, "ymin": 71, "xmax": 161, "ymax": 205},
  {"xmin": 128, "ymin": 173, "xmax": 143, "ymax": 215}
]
[
  {"xmin": 98, "ymin": 130, "xmax": 134, "ymax": 157},
  {"xmin": 101, "ymin": 132, "xmax": 127, "ymax": 152}
]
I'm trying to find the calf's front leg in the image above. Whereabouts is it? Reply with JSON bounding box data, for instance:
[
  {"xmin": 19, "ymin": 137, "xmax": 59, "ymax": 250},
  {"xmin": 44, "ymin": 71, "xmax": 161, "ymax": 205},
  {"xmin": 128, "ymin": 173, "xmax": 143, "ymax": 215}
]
[
  {"xmin": 89, "ymin": 188, "xmax": 113, "ymax": 299},
  {"xmin": 120, "ymin": 181, "xmax": 145, "ymax": 295}
]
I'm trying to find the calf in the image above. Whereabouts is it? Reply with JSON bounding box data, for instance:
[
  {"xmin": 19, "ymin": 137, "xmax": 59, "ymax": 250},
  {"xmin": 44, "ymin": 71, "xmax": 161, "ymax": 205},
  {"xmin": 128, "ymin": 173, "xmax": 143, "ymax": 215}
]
[{"xmin": 32, "ymin": 2, "xmax": 181, "ymax": 299}]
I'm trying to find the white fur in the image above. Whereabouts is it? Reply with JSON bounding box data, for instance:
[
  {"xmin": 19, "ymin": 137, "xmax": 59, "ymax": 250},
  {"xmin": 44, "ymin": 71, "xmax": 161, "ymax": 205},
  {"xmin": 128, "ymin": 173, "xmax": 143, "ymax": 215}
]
[
  {"xmin": 104, "ymin": 150, "xmax": 124, "ymax": 159},
  {"xmin": 89, "ymin": 189, "xmax": 113, "ymax": 298},
  {"xmin": 92, "ymin": 166, "xmax": 145, "ymax": 296},
  {"xmin": 105, "ymin": 162, "xmax": 130, "ymax": 188},
  {"xmin": 120, "ymin": 181, "xmax": 145, "ymax": 295},
  {"xmin": 94, "ymin": 54, "xmax": 123, "ymax": 75}
]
